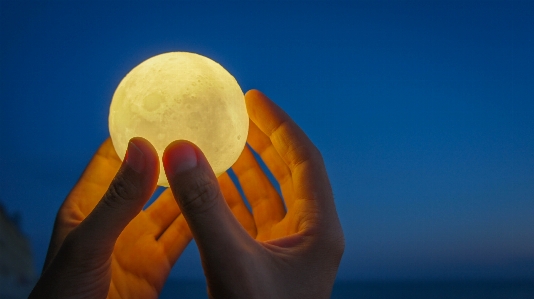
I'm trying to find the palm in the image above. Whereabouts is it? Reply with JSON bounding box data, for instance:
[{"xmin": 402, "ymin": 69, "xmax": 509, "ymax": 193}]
[
  {"xmin": 185, "ymin": 90, "xmax": 343, "ymax": 299},
  {"xmin": 45, "ymin": 139, "xmax": 191, "ymax": 299},
  {"xmin": 218, "ymin": 121, "xmax": 304, "ymax": 243}
]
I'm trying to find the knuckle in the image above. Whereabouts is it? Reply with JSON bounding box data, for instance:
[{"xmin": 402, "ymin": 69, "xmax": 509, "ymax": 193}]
[
  {"xmin": 276, "ymin": 119, "xmax": 324, "ymax": 166},
  {"xmin": 103, "ymin": 174, "xmax": 138, "ymax": 209},
  {"xmin": 60, "ymin": 228, "xmax": 111, "ymax": 267},
  {"xmin": 288, "ymin": 139, "xmax": 324, "ymax": 169},
  {"xmin": 177, "ymin": 173, "xmax": 220, "ymax": 214},
  {"xmin": 333, "ymin": 232, "xmax": 346, "ymax": 258},
  {"xmin": 325, "ymin": 223, "xmax": 346, "ymax": 262}
]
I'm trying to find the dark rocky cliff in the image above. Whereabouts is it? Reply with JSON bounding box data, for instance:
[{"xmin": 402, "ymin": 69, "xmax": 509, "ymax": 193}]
[{"xmin": 0, "ymin": 203, "xmax": 36, "ymax": 299}]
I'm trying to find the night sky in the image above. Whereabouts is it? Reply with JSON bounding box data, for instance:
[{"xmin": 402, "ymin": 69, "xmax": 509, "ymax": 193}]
[{"xmin": 1, "ymin": 1, "xmax": 533, "ymax": 281}]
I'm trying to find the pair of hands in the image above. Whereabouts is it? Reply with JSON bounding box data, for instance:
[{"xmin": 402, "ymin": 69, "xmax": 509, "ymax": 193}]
[{"xmin": 30, "ymin": 90, "xmax": 344, "ymax": 299}]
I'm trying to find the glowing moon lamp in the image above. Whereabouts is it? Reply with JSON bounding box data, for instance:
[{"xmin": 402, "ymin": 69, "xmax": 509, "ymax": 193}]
[{"xmin": 109, "ymin": 52, "xmax": 249, "ymax": 187}]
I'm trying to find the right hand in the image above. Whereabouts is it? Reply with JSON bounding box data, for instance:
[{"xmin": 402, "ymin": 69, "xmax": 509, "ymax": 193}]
[{"xmin": 162, "ymin": 90, "xmax": 345, "ymax": 298}]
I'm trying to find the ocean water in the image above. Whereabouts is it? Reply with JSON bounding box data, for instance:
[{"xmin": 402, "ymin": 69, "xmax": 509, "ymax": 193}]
[{"xmin": 160, "ymin": 280, "xmax": 534, "ymax": 299}]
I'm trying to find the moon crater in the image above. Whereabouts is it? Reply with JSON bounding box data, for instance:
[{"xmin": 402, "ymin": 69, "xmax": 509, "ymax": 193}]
[{"xmin": 109, "ymin": 52, "xmax": 249, "ymax": 186}]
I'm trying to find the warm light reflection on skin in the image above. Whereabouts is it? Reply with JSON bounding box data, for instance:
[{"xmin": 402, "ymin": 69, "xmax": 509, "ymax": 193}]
[{"xmin": 109, "ymin": 52, "xmax": 249, "ymax": 186}]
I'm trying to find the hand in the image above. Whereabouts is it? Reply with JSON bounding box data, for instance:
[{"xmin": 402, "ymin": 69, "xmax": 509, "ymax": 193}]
[
  {"xmin": 163, "ymin": 90, "xmax": 345, "ymax": 299},
  {"xmin": 30, "ymin": 138, "xmax": 192, "ymax": 299}
]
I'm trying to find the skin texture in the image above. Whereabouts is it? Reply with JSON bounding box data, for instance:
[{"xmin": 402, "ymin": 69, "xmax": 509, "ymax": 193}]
[
  {"xmin": 164, "ymin": 90, "xmax": 345, "ymax": 299},
  {"xmin": 29, "ymin": 138, "xmax": 192, "ymax": 299},
  {"xmin": 29, "ymin": 89, "xmax": 344, "ymax": 299}
]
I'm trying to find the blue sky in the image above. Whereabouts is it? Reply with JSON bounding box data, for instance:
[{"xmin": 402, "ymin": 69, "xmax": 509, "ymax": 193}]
[{"xmin": 1, "ymin": 1, "xmax": 533, "ymax": 281}]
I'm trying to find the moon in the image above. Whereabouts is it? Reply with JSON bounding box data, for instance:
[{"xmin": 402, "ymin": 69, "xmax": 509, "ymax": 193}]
[{"xmin": 109, "ymin": 52, "xmax": 249, "ymax": 186}]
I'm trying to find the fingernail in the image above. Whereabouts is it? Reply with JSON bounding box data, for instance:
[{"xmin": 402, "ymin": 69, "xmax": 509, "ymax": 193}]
[
  {"xmin": 169, "ymin": 142, "xmax": 198, "ymax": 174},
  {"xmin": 126, "ymin": 141, "xmax": 145, "ymax": 173}
]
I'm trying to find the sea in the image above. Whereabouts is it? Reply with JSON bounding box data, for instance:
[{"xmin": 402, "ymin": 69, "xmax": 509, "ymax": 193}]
[{"xmin": 159, "ymin": 280, "xmax": 534, "ymax": 299}]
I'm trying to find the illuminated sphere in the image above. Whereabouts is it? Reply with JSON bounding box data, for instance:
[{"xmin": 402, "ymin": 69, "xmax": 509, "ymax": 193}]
[{"xmin": 109, "ymin": 52, "xmax": 249, "ymax": 186}]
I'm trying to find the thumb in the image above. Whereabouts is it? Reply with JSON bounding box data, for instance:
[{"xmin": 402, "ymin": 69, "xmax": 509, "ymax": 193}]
[
  {"xmin": 29, "ymin": 138, "xmax": 159, "ymax": 299},
  {"xmin": 163, "ymin": 141, "xmax": 249, "ymax": 259},
  {"xmin": 72, "ymin": 137, "xmax": 159, "ymax": 253}
]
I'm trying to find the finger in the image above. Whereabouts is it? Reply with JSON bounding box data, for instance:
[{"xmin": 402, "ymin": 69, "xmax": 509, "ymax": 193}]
[
  {"xmin": 245, "ymin": 90, "xmax": 335, "ymax": 220},
  {"xmin": 218, "ymin": 172, "xmax": 257, "ymax": 237},
  {"xmin": 231, "ymin": 145, "xmax": 285, "ymax": 231},
  {"xmin": 246, "ymin": 120, "xmax": 296, "ymax": 210},
  {"xmin": 157, "ymin": 213, "xmax": 192, "ymax": 265},
  {"xmin": 145, "ymin": 188, "xmax": 182, "ymax": 238},
  {"xmin": 73, "ymin": 137, "xmax": 159, "ymax": 254},
  {"xmin": 163, "ymin": 140, "xmax": 252, "ymax": 263},
  {"xmin": 45, "ymin": 138, "xmax": 123, "ymax": 269},
  {"xmin": 65, "ymin": 138, "xmax": 123, "ymax": 218}
]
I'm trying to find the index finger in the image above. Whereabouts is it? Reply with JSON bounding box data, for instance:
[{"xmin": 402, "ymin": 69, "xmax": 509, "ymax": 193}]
[
  {"xmin": 46, "ymin": 138, "xmax": 123, "ymax": 269},
  {"xmin": 244, "ymin": 90, "xmax": 335, "ymax": 218},
  {"xmin": 64, "ymin": 138, "xmax": 123, "ymax": 218}
]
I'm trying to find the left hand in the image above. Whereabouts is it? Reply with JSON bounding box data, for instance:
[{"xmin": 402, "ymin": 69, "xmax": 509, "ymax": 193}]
[{"xmin": 30, "ymin": 137, "xmax": 192, "ymax": 299}]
